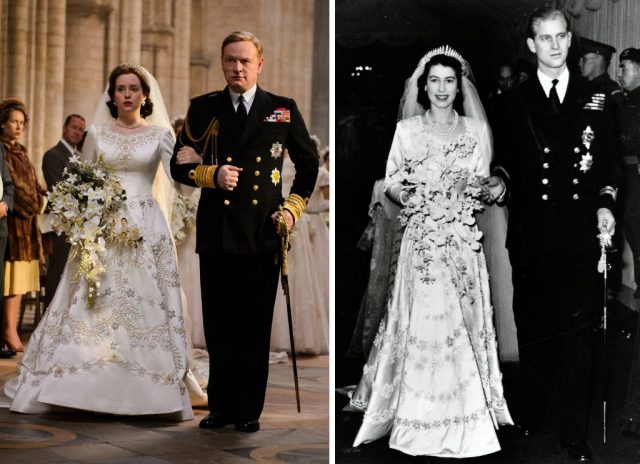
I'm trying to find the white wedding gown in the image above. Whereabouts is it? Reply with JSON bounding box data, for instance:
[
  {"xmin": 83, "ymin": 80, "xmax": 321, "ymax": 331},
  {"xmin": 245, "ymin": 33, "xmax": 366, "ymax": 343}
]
[
  {"xmin": 350, "ymin": 116, "xmax": 512, "ymax": 457},
  {"xmin": 4, "ymin": 124, "xmax": 194, "ymax": 420}
]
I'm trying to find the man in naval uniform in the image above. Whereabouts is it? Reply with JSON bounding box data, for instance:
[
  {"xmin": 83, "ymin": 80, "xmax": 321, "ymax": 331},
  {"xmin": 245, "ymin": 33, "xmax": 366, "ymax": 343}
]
[
  {"xmin": 481, "ymin": 7, "xmax": 619, "ymax": 462},
  {"xmin": 616, "ymin": 48, "xmax": 640, "ymax": 298},
  {"xmin": 579, "ymin": 37, "xmax": 624, "ymax": 110},
  {"xmin": 171, "ymin": 31, "xmax": 318, "ymax": 433},
  {"xmin": 578, "ymin": 38, "xmax": 625, "ymax": 292}
]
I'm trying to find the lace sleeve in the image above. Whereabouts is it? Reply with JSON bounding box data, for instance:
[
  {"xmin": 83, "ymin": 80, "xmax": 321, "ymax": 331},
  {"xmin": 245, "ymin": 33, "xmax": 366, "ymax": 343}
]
[
  {"xmin": 469, "ymin": 118, "xmax": 492, "ymax": 178},
  {"xmin": 384, "ymin": 122, "xmax": 409, "ymax": 205}
]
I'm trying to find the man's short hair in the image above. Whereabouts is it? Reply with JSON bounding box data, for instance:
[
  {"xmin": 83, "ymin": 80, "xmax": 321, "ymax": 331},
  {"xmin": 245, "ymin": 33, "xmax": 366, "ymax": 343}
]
[
  {"xmin": 221, "ymin": 31, "xmax": 263, "ymax": 57},
  {"xmin": 526, "ymin": 7, "xmax": 570, "ymax": 39},
  {"xmin": 64, "ymin": 113, "xmax": 85, "ymax": 127}
]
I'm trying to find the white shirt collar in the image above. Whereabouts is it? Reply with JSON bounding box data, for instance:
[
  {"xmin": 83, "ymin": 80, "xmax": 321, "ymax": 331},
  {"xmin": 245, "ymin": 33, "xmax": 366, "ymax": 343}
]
[
  {"xmin": 537, "ymin": 67, "xmax": 570, "ymax": 103},
  {"xmin": 229, "ymin": 85, "xmax": 257, "ymax": 111},
  {"xmin": 60, "ymin": 138, "xmax": 76, "ymax": 155}
]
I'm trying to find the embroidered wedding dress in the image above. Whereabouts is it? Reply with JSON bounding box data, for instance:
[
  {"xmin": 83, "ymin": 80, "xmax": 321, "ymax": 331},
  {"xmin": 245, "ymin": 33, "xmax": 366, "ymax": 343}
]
[
  {"xmin": 4, "ymin": 124, "xmax": 194, "ymax": 420},
  {"xmin": 350, "ymin": 115, "xmax": 512, "ymax": 457}
]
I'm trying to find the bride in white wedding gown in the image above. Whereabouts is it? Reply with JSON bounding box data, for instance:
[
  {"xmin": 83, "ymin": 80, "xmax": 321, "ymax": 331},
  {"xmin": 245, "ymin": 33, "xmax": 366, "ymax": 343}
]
[
  {"xmin": 350, "ymin": 47, "xmax": 511, "ymax": 457},
  {"xmin": 4, "ymin": 64, "xmax": 200, "ymax": 419}
]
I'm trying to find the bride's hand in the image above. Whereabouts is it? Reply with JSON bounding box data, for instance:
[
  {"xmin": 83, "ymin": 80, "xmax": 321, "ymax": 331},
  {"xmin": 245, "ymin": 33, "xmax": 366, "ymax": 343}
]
[{"xmin": 176, "ymin": 146, "xmax": 203, "ymax": 164}]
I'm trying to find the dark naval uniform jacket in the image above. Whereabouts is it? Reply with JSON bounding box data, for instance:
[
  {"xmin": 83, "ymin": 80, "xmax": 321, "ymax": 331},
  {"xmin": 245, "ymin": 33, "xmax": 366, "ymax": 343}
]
[
  {"xmin": 494, "ymin": 71, "xmax": 619, "ymax": 269},
  {"xmin": 170, "ymin": 86, "xmax": 318, "ymax": 255},
  {"xmin": 618, "ymin": 86, "xmax": 640, "ymax": 164}
]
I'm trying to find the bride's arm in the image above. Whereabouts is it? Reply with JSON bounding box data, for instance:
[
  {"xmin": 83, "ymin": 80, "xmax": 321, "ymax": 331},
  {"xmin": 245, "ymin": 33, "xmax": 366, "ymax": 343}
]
[
  {"xmin": 471, "ymin": 118, "xmax": 491, "ymax": 178},
  {"xmin": 384, "ymin": 122, "xmax": 410, "ymax": 205}
]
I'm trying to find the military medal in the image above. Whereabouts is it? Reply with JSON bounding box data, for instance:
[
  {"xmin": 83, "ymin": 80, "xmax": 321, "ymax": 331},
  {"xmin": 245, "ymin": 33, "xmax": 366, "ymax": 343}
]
[
  {"xmin": 582, "ymin": 126, "xmax": 595, "ymax": 148},
  {"xmin": 271, "ymin": 168, "xmax": 281, "ymax": 186},
  {"xmin": 270, "ymin": 141, "xmax": 283, "ymax": 159},
  {"xmin": 580, "ymin": 153, "xmax": 593, "ymax": 173}
]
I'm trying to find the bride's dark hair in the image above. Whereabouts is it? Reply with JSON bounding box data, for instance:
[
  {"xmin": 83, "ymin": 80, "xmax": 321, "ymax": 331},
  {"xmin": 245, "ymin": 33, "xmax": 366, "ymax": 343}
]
[{"xmin": 416, "ymin": 54, "xmax": 464, "ymax": 115}]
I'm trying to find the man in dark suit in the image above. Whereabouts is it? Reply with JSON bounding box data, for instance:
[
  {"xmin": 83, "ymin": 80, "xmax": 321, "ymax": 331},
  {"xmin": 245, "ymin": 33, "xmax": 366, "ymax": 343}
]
[
  {"xmin": 171, "ymin": 31, "xmax": 318, "ymax": 433},
  {"xmin": 481, "ymin": 7, "xmax": 619, "ymax": 462},
  {"xmin": 41, "ymin": 113, "xmax": 85, "ymax": 310},
  {"xmin": 0, "ymin": 143, "xmax": 16, "ymax": 357}
]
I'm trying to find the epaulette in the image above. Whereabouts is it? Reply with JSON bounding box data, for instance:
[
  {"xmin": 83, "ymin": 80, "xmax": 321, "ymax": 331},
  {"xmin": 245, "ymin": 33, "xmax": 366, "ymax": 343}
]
[{"xmin": 190, "ymin": 90, "xmax": 222, "ymax": 101}]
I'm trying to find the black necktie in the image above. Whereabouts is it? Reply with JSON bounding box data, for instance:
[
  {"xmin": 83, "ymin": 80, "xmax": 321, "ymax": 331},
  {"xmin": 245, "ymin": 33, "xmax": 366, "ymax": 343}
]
[
  {"xmin": 236, "ymin": 95, "xmax": 248, "ymax": 126},
  {"xmin": 549, "ymin": 79, "xmax": 561, "ymax": 114}
]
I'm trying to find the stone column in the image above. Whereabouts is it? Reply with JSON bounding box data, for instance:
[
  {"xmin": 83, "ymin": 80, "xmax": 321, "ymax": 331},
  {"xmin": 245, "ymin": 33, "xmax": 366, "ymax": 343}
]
[
  {"xmin": 44, "ymin": 0, "xmax": 67, "ymax": 156},
  {"xmin": 189, "ymin": 0, "xmax": 211, "ymax": 97},
  {"xmin": 6, "ymin": 0, "xmax": 29, "ymax": 100},
  {"xmin": 31, "ymin": 0, "xmax": 50, "ymax": 175},
  {"xmin": 311, "ymin": 0, "xmax": 329, "ymax": 145},
  {"xmin": 116, "ymin": 0, "xmax": 142, "ymax": 64},
  {"xmin": 141, "ymin": 0, "xmax": 173, "ymax": 115},
  {"xmin": 170, "ymin": 0, "xmax": 191, "ymax": 118},
  {"xmin": 6, "ymin": 0, "xmax": 30, "ymax": 99},
  {"xmin": 65, "ymin": 0, "xmax": 113, "ymax": 126}
]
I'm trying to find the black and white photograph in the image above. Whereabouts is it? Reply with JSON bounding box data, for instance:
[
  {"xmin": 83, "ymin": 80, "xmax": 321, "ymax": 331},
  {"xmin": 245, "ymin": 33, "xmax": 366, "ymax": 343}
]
[{"xmin": 336, "ymin": 0, "xmax": 640, "ymax": 462}]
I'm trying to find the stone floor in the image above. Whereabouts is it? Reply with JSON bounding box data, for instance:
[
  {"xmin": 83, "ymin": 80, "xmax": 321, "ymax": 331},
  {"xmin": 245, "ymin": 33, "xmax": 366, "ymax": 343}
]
[{"xmin": 0, "ymin": 351, "xmax": 328, "ymax": 463}]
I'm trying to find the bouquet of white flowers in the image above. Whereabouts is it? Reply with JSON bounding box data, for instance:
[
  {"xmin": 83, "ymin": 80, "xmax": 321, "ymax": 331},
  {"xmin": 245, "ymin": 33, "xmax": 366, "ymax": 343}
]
[{"xmin": 48, "ymin": 154, "xmax": 143, "ymax": 308}]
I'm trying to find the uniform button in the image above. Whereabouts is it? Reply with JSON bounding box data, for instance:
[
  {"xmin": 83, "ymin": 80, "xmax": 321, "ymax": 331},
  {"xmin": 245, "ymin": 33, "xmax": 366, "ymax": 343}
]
[
  {"xmin": 573, "ymin": 178, "xmax": 579, "ymax": 185},
  {"xmin": 543, "ymin": 163, "xmax": 550, "ymax": 169},
  {"xmin": 573, "ymin": 163, "xmax": 578, "ymax": 168},
  {"xmin": 226, "ymin": 156, "xmax": 232, "ymax": 162},
  {"xmin": 542, "ymin": 178, "xmax": 549, "ymax": 185},
  {"xmin": 254, "ymin": 170, "xmax": 260, "ymax": 176},
  {"xmin": 543, "ymin": 147, "xmax": 550, "ymax": 154},
  {"xmin": 251, "ymin": 199, "xmax": 258, "ymax": 206},
  {"xmin": 256, "ymin": 156, "xmax": 262, "ymax": 162},
  {"xmin": 574, "ymin": 147, "xmax": 580, "ymax": 153},
  {"xmin": 542, "ymin": 194, "xmax": 549, "ymax": 201},
  {"xmin": 224, "ymin": 199, "xmax": 230, "ymax": 206},
  {"xmin": 253, "ymin": 184, "xmax": 259, "ymax": 191},
  {"xmin": 573, "ymin": 193, "xmax": 580, "ymax": 200}
]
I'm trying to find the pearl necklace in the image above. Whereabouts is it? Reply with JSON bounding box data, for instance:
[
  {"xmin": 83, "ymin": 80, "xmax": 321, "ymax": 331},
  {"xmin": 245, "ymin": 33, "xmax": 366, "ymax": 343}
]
[
  {"xmin": 425, "ymin": 110, "xmax": 458, "ymax": 135},
  {"xmin": 116, "ymin": 118, "xmax": 143, "ymax": 129}
]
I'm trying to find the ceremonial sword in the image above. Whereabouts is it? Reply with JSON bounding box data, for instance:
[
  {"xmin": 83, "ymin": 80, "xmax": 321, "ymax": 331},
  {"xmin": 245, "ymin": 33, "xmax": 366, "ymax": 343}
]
[{"xmin": 276, "ymin": 206, "xmax": 302, "ymax": 413}]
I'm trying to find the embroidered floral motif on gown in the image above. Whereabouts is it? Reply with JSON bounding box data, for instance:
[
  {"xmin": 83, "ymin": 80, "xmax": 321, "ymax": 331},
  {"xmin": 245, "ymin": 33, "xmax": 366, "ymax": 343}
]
[
  {"xmin": 350, "ymin": 116, "xmax": 512, "ymax": 457},
  {"xmin": 4, "ymin": 124, "xmax": 193, "ymax": 420}
]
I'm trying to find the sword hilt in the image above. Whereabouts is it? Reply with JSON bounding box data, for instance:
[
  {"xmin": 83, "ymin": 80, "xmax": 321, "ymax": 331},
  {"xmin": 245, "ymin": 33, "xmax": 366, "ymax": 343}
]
[{"xmin": 276, "ymin": 206, "xmax": 290, "ymax": 276}]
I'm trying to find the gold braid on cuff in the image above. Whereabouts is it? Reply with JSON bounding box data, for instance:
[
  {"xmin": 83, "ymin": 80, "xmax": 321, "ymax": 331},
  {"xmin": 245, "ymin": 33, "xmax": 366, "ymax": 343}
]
[
  {"xmin": 282, "ymin": 193, "xmax": 309, "ymax": 224},
  {"xmin": 189, "ymin": 165, "xmax": 217, "ymax": 188}
]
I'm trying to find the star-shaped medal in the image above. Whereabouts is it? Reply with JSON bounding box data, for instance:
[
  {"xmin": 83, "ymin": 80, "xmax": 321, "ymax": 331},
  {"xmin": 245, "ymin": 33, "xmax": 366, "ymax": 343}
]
[
  {"xmin": 270, "ymin": 141, "xmax": 283, "ymax": 158},
  {"xmin": 271, "ymin": 168, "xmax": 281, "ymax": 186},
  {"xmin": 579, "ymin": 153, "xmax": 593, "ymax": 173}
]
